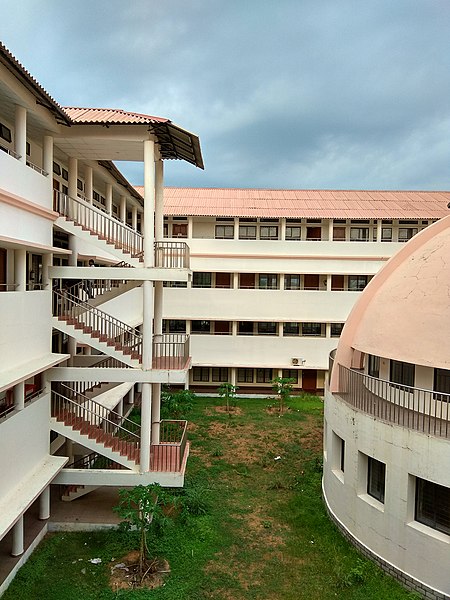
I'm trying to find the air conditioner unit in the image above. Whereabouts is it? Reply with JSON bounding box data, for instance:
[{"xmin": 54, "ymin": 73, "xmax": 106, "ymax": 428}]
[{"xmin": 291, "ymin": 358, "xmax": 299, "ymax": 365}]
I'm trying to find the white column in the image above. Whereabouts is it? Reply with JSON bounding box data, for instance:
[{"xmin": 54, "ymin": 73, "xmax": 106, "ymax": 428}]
[
  {"xmin": 85, "ymin": 166, "xmax": 93, "ymax": 203},
  {"xmin": 232, "ymin": 321, "xmax": 238, "ymax": 336},
  {"xmin": 128, "ymin": 385, "xmax": 135, "ymax": 406},
  {"xmin": 120, "ymin": 195, "xmax": 127, "ymax": 223},
  {"xmin": 68, "ymin": 157, "xmax": 78, "ymax": 198},
  {"xmin": 326, "ymin": 323, "xmax": 332, "ymax": 338},
  {"xmin": 155, "ymin": 160, "xmax": 164, "ymax": 241},
  {"xmin": 326, "ymin": 274, "xmax": 332, "ymax": 292},
  {"xmin": 39, "ymin": 486, "xmax": 50, "ymax": 520},
  {"xmin": 377, "ymin": 219, "xmax": 382, "ymax": 242},
  {"xmin": 11, "ymin": 516, "xmax": 24, "ymax": 556},
  {"xmin": 230, "ymin": 367, "xmax": 237, "ymax": 387},
  {"xmin": 280, "ymin": 218, "xmax": 286, "ymax": 241},
  {"xmin": 140, "ymin": 383, "xmax": 152, "ymax": 471},
  {"xmin": 106, "ymin": 183, "xmax": 113, "ymax": 215},
  {"xmin": 15, "ymin": 105, "xmax": 27, "ymax": 163},
  {"xmin": 42, "ymin": 254, "xmax": 52, "ymax": 289},
  {"xmin": 234, "ymin": 217, "xmax": 239, "ymax": 239},
  {"xmin": 132, "ymin": 206, "xmax": 138, "ymax": 231},
  {"xmin": 151, "ymin": 383, "xmax": 161, "ymax": 444},
  {"xmin": 43, "ymin": 135, "xmax": 53, "ymax": 176},
  {"xmin": 232, "ymin": 273, "xmax": 239, "ymax": 289},
  {"xmin": 328, "ymin": 219, "xmax": 334, "ymax": 241},
  {"xmin": 143, "ymin": 140, "xmax": 155, "ymax": 266},
  {"xmin": 187, "ymin": 217, "xmax": 193, "ymax": 239},
  {"xmin": 279, "ymin": 273, "xmax": 285, "ymax": 291},
  {"xmin": 15, "ymin": 249, "xmax": 26, "ymax": 291},
  {"xmin": 14, "ymin": 381, "xmax": 25, "ymax": 411}
]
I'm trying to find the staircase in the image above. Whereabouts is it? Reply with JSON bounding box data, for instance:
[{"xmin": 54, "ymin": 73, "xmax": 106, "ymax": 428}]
[
  {"xmin": 53, "ymin": 289, "xmax": 143, "ymax": 367},
  {"xmin": 61, "ymin": 452, "xmax": 123, "ymax": 501},
  {"xmin": 53, "ymin": 190, "xmax": 143, "ymax": 265},
  {"xmin": 51, "ymin": 390, "xmax": 141, "ymax": 469}
]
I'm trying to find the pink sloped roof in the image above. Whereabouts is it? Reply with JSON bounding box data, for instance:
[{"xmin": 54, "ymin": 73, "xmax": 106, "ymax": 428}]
[
  {"xmin": 143, "ymin": 187, "xmax": 450, "ymax": 219},
  {"xmin": 63, "ymin": 107, "xmax": 168, "ymax": 125}
]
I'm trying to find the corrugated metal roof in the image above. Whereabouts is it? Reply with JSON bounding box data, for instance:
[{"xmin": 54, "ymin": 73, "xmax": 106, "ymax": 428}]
[{"xmin": 144, "ymin": 187, "xmax": 450, "ymax": 219}]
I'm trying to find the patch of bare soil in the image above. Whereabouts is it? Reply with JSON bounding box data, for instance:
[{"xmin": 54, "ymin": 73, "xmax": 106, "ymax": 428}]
[
  {"xmin": 204, "ymin": 406, "xmax": 243, "ymax": 416},
  {"xmin": 109, "ymin": 551, "xmax": 170, "ymax": 591}
]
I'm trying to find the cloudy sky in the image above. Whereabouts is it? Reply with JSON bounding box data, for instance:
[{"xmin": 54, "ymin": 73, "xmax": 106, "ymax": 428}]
[{"xmin": 1, "ymin": 0, "xmax": 449, "ymax": 190}]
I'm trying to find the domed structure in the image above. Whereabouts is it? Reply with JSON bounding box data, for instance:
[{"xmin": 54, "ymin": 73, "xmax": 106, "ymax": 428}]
[{"xmin": 324, "ymin": 216, "xmax": 450, "ymax": 599}]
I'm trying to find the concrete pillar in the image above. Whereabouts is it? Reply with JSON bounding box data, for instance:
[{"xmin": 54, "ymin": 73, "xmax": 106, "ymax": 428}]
[
  {"xmin": 279, "ymin": 273, "xmax": 285, "ymax": 290},
  {"xmin": 234, "ymin": 217, "xmax": 239, "ymax": 240},
  {"xmin": 132, "ymin": 206, "xmax": 138, "ymax": 231},
  {"xmin": 151, "ymin": 383, "xmax": 161, "ymax": 444},
  {"xmin": 155, "ymin": 160, "xmax": 164, "ymax": 241},
  {"xmin": 232, "ymin": 321, "xmax": 238, "ymax": 336},
  {"xmin": 280, "ymin": 218, "xmax": 286, "ymax": 241},
  {"xmin": 232, "ymin": 272, "xmax": 239, "ymax": 289},
  {"xmin": 66, "ymin": 439, "xmax": 74, "ymax": 464},
  {"xmin": 128, "ymin": 385, "xmax": 135, "ymax": 405},
  {"xmin": 14, "ymin": 381, "xmax": 25, "ymax": 411},
  {"xmin": 120, "ymin": 195, "xmax": 127, "ymax": 223},
  {"xmin": 230, "ymin": 367, "xmax": 237, "ymax": 387},
  {"xmin": 68, "ymin": 234, "xmax": 77, "ymax": 266},
  {"xmin": 187, "ymin": 217, "xmax": 193, "ymax": 239},
  {"xmin": 328, "ymin": 219, "xmax": 334, "ymax": 241},
  {"xmin": 39, "ymin": 486, "xmax": 50, "ymax": 520},
  {"xmin": 377, "ymin": 219, "xmax": 382, "ymax": 242},
  {"xmin": 326, "ymin": 322, "xmax": 332, "ymax": 338},
  {"xmin": 11, "ymin": 516, "xmax": 24, "ymax": 556},
  {"xmin": 15, "ymin": 249, "xmax": 26, "ymax": 291},
  {"xmin": 68, "ymin": 337, "xmax": 77, "ymax": 367},
  {"xmin": 15, "ymin": 105, "xmax": 26, "ymax": 163},
  {"xmin": 42, "ymin": 254, "xmax": 52, "ymax": 289},
  {"xmin": 117, "ymin": 399, "xmax": 123, "ymax": 418},
  {"xmin": 140, "ymin": 383, "xmax": 152, "ymax": 471},
  {"xmin": 143, "ymin": 140, "xmax": 155, "ymax": 267},
  {"xmin": 85, "ymin": 166, "xmax": 93, "ymax": 203},
  {"xmin": 68, "ymin": 157, "xmax": 78, "ymax": 198},
  {"xmin": 43, "ymin": 135, "xmax": 53, "ymax": 177},
  {"xmin": 326, "ymin": 274, "xmax": 332, "ymax": 292},
  {"xmin": 106, "ymin": 183, "xmax": 113, "ymax": 215}
]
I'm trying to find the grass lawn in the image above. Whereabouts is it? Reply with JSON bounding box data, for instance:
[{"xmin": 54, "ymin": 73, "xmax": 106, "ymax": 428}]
[{"xmin": 3, "ymin": 396, "xmax": 418, "ymax": 599}]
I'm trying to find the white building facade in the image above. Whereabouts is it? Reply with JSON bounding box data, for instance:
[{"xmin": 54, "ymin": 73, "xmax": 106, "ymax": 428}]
[
  {"xmin": 324, "ymin": 216, "xmax": 450, "ymax": 599},
  {"xmin": 153, "ymin": 187, "xmax": 449, "ymax": 396},
  {"xmin": 0, "ymin": 42, "xmax": 202, "ymax": 592}
]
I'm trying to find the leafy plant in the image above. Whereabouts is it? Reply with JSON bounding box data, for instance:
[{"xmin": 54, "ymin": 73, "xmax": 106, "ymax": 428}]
[
  {"xmin": 217, "ymin": 382, "xmax": 238, "ymax": 414},
  {"xmin": 271, "ymin": 377, "xmax": 295, "ymax": 414}
]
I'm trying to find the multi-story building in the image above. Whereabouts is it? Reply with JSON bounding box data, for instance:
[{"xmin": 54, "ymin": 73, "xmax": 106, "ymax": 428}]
[
  {"xmin": 0, "ymin": 42, "xmax": 202, "ymax": 592},
  {"xmin": 153, "ymin": 187, "xmax": 449, "ymax": 395},
  {"xmin": 323, "ymin": 215, "xmax": 450, "ymax": 598}
]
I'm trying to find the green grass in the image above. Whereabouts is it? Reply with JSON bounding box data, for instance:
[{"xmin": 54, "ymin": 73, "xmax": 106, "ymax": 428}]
[{"xmin": 3, "ymin": 396, "xmax": 417, "ymax": 600}]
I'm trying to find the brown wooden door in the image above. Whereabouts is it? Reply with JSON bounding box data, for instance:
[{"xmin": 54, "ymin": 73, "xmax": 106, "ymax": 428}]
[
  {"xmin": 172, "ymin": 224, "xmax": 187, "ymax": 238},
  {"xmin": 302, "ymin": 369, "xmax": 317, "ymax": 392}
]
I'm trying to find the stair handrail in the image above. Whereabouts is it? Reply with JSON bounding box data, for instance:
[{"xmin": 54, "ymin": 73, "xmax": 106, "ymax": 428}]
[
  {"xmin": 53, "ymin": 190, "xmax": 143, "ymax": 258},
  {"xmin": 54, "ymin": 289, "xmax": 142, "ymax": 357},
  {"xmin": 65, "ymin": 452, "xmax": 123, "ymax": 470},
  {"xmin": 51, "ymin": 390, "xmax": 140, "ymax": 445},
  {"xmin": 57, "ymin": 383, "xmax": 141, "ymax": 436}
]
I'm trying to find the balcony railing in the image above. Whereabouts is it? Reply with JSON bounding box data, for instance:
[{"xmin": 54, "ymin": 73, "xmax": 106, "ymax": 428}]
[
  {"xmin": 26, "ymin": 160, "xmax": 49, "ymax": 176},
  {"xmin": 336, "ymin": 363, "xmax": 450, "ymax": 439},
  {"xmin": 152, "ymin": 333, "xmax": 190, "ymax": 370},
  {"xmin": 151, "ymin": 420, "xmax": 188, "ymax": 472},
  {"xmin": 154, "ymin": 241, "xmax": 190, "ymax": 269}
]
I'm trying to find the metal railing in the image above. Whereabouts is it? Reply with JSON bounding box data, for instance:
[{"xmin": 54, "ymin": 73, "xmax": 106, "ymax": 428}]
[
  {"xmin": 54, "ymin": 289, "xmax": 143, "ymax": 360},
  {"xmin": 53, "ymin": 190, "xmax": 143, "ymax": 259},
  {"xmin": 151, "ymin": 420, "xmax": 188, "ymax": 472},
  {"xmin": 0, "ymin": 283, "xmax": 19, "ymax": 291},
  {"xmin": 154, "ymin": 241, "xmax": 190, "ymax": 269},
  {"xmin": 51, "ymin": 390, "xmax": 141, "ymax": 448},
  {"xmin": 152, "ymin": 333, "xmax": 189, "ymax": 370},
  {"xmin": 65, "ymin": 452, "xmax": 123, "ymax": 470},
  {"xmin": 26, "ymin": 160, "xmax": 49, "ymax": 176},
  {"xmin": 0, "ymin": 145, "xmax": 21, "ymax": 160},
  {"xmin": 336, "ymin": 363, "xmax": 450, "ymax": 439}
]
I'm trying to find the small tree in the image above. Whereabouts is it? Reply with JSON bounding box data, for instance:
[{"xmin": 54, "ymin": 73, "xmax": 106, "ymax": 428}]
[
  {"xmin": 160, "ymin": 388, "xmax": 195, "ymax": 419},
  {"xmin": 271, "ymin": 377, "xmax": 295, "ymax": 414},
  {"xmin": 218, "ymin": 382, "xmax": 238, "ymax": 413},
  {"xmin": 114, "ymin": 484, "xmax": 176, "ymax": 581}
]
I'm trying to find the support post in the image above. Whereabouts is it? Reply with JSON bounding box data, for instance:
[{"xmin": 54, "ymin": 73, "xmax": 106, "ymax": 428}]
[
  {"xmin": 39, "ymin": 486, "xmax": 50, "ymax": 520},
  {"xmin": 15, "ymin": 105, "xmax": 26, "ymax": 163},
  {"xmin": 11, "ymin": 516, "xmax": 24, "ymax": 556}
]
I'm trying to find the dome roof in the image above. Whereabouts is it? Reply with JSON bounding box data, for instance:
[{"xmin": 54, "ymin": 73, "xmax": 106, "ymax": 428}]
[{"xmin": 334, "ymin": 215, "xmax": 450, "ymax": 377}]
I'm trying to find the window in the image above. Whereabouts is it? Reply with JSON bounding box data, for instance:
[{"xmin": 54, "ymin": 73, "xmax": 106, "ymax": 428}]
[
  {"xmin": 193, "ymin": 367, "xmax": 210, "ymax": 382},
  {"xmin": 212, "ymin": 367, "xmax": 229, "ymax": 382},
  {"xmin": 258, "ymin": 274, "xmax": 278, "ymax": 289},
  {"xmin": 330, "ymin": 323, "xmax": 344, "ymax": 338},
  {"xmin": 381, "ymin": 227, "xmax": 392, "ymax": 241},
  {"xmin": 283, "ymin": 322, "xmax": 299, "ymax": 336},
  {"xmin": 61, "ymin": 167, "xmax": 68, "ymax": 181},
  {"xmin": 331, "ymin": 275, "xmax": 345, "ymax": 291},
  {"xmin": 0, "ymin": 122, "xmax": 12, "ymax": 143},
  {"xmin": 191, "ymin": 320, "xmax": 211, "ymax": 334},
  {"xmin": 398, "ymin": 228, "xmax": 418, "ymax": 242},
  {"xmin": 172, "ymin": 223, "xmax": 187, "ymax": 238},
  {"xmin": 215, "ymin": 225, "xmax": 234, "ymax": 239},
  {"xmin": 350, "ymin": 227, "xmax": 369, "ymax": 241},
  {"xmin": 368, "ymin": 355, "xmax": 380, "ymax": 378},
  {"xmin": 257, "ymin": 322, "xmax": 277, "ymax": 335},
  {"xmin": 285, "ymin": 274, "xmax": 301, "ymax": 290},
  {"xmin": 333, "ymin": 227, "xmax": 346, "ymax": 241},
  {"xmin": 348, "ymin": 275, "xmax": 368, "ymax": 291},
  {"xmin": 282, "ymin": 369, "xmax": 298, "ymax": 383},
  {"xmin": 168, "ymin": 320, "xmax": 186, "ymax": 333},
  {"xmin": 302, "ymin": 323, "xmax": 324, "ymax": 337},
  {"xmin": 163, "ymin": 281, "xmax": 187, "ymax": 288},
  {"xmin": 237, "ymin": 368, "xmax": 253, "ymax": 383},
  {"xmin": 53, "ymin": 161, "xmax": 61, "ymax": 176},
  {"xmin": 303, "ymin": 274, "xmax": 320, "ymax": 290},
  {"xmin": 367, "ymin": 457, "xmax": 386, "ymax": 503},
  {"xmin": 306, "ymin": 226, "xmax": 322, "ymax": 240},
  {"xmin": 390, "ymin": 360, "xmax": 415, "ymax": 387},
  {"xmin": 215, "ymin": 273, "xmax": 232, "ymax": 288},
  {"xmin": 77, "ymin": 178, "xmax": 84, "ymax": 191},
  {"xmin": 192, "ymin": 272, "xmax": 212, "ymax": 288},
  {"xmin": 214, "ymin": 321, "xmax": 231, "ymax": 335},
  {"xmin": 286, "ymin": 226, "xmax": 301, "ymax": 240},
  {"xmin": 433, "ymin": 368, "xmax": 450, "ymax": 401},
  {"xmin": 256, "ymin": 368, "xmax": 273, "ymax": 383},
  {"xmin": 239, "ymin": 225, "xmax": 257, "ymax": 239},
  {"xmin": 239, "ymin": 273, "xmax": 255, "ymax": 289},
  {"xmin": 238, "ymin": 321, "xmax": 254, "ymax": 335},
  {"xmin": 332, "ymin": 432, "xmax": 345, "ymax": 473},
  {"xmin": 415, "ymin": 478, "xmax": 450, "ymax": 535},
  {"xmin": 260, "ymin": 225, "xmax": 278, "ymax": 240}
]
